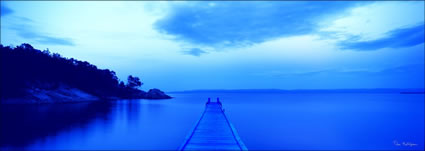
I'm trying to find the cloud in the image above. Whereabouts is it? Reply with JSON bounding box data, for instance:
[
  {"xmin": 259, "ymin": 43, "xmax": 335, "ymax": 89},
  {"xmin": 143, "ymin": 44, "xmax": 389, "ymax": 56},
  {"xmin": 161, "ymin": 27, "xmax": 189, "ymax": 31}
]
[
  {"xmin": 251, "ymin": 64, "xmax": 424, "ymax": 89},
  {"xmin": 270, "ymin": 64, "xmax": 424, "ymax": 78},
  {"xmin": 1, "ymin": 3, "xmax": 74, "ymax": 46},
  {"xmin": 339, "ymin": 23, "xmax": 424, "ymax": 51},
  {"xmin": 155, "ymin": 2, "xmax": 365, "ymax": 47},
  {"xmin": 36, "ymin": 36, "xmax": 75, "ymax": 46},
  {"xmin": 378, "ymin": 63, "xmax": 424, "ymax": 76},
  {"xmin": 9, "ymin": 24, "xmax": 75, "ymax": 46},
  {"xmin": 182, "ymin": 48, "xmax": 207, "ymax": 57},
  {"xmin": 1, "ymin": 4, "xmax": 13, "ymax": 16}
]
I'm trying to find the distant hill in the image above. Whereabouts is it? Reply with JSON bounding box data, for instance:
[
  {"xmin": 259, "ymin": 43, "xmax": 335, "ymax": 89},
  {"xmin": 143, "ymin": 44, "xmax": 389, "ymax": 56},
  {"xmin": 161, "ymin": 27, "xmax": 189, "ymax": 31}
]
[
  {"xmin": 0, "ymin": 43, "xmax": 171, "ymax": 103},
  {"xmin": 169, "ymin": 88, "xmax": 425, "ymax": 94}
]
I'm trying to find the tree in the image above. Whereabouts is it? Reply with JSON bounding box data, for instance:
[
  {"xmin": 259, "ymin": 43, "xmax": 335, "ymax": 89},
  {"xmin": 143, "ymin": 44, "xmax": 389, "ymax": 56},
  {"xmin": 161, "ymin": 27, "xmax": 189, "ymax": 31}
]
[
  {"xmin": 119, "ymin": 81, "xmax": 125, "ymax": 88},
  {"xmin": 127, "ymin": 75, "xmax": 142, "ymax": 88},
  {"xmin": 1, "ymin": 43, "xmax": 153, "ymax": 99}
]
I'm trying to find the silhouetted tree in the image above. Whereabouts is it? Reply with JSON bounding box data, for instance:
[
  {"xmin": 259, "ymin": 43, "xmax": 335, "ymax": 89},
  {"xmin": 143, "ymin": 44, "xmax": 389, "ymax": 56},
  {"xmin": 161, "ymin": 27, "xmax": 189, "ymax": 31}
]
[
  {"xmin": 127, "ymin": 75, "xmax": 143, "ymax": 88},
  {"xmin": 0, "ymin": 43, "xmax": 147, "ymax": 99}
]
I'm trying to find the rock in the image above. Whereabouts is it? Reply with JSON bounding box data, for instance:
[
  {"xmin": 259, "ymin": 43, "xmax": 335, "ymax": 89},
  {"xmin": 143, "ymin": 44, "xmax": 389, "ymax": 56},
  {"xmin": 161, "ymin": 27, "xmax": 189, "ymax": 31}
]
[
  {"xmin": 1, "ymin": 85, "xmax": 99, "ymax": 104},
  {"xmin": 145, "ymin": 88, "xmax": 172, "ymax": 99}
]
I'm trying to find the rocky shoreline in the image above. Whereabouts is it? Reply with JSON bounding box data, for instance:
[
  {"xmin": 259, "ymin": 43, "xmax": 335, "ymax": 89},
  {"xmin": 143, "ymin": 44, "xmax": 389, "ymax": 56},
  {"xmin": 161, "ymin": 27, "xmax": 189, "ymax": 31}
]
[
  {"xmin": 1, "ymin": 44, "xmax": 171, "ymax": 104},
  {"xmin": 1, "ymin": 86, "xmax": 171, "ymax": 104}
]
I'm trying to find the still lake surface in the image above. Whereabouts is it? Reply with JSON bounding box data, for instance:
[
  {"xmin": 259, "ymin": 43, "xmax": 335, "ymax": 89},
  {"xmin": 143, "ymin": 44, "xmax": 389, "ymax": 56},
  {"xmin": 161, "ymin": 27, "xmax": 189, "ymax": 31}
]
[{"xmin": 1, "ymin": 92, "xmax": 424, "ymax": 150}]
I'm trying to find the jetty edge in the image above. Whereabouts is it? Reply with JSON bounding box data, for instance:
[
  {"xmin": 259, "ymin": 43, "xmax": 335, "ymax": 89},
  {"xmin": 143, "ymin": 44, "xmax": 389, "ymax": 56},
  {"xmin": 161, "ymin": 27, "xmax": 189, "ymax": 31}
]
[{"xmin": 179, "ymin": 98, "xmax": 248, "ymax": 150}]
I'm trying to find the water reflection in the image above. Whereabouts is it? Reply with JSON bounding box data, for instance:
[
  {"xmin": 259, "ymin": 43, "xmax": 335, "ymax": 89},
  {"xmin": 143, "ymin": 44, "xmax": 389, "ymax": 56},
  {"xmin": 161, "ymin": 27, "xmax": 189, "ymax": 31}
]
[
  {"xmin": 0, "ymin": 99, "xmax": 201, "ymax": 150},
  {"xmin": 0, "ymin": 101, "xmax": 113, "ymax": 149}
]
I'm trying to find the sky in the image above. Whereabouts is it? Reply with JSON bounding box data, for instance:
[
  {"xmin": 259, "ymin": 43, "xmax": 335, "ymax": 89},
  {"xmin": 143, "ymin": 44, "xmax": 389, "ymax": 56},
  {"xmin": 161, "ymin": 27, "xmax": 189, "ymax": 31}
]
[{"xmin": 1, "ymin": 1, "xmax": 424, "ymax": 91}]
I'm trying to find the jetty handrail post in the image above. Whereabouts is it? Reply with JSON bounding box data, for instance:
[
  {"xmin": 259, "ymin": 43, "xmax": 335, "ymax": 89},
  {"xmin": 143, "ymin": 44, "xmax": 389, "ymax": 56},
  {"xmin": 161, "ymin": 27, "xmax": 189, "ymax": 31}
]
[
  {"xmin": 217, "ymin": 97, "xmax": 222, "ymax": 108},
  {"xmin": 206, "ymin": 98, "xmax": 211, "ymax": 106}
]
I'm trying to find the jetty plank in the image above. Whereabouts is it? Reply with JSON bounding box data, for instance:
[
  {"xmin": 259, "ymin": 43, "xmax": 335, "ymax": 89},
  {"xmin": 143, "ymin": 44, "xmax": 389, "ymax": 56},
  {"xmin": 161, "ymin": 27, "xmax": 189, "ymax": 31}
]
[{"xmin": 179, "ymin": 101, "xmax": 247, "ymax": 150}]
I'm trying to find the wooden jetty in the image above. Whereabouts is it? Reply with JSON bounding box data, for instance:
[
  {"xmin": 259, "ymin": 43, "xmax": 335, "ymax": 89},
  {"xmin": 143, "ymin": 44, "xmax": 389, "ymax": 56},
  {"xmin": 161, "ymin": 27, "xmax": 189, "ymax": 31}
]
[{"xmin": 179, "ymin": 98, "xmax": 248, "ymax": 151}]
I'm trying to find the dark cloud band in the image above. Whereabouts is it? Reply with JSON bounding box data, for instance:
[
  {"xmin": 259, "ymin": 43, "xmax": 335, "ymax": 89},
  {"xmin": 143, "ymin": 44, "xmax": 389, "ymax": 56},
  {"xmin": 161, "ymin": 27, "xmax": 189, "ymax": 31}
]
[
  {"xmin": 339, "ymin": 23, "xmax": 425, "ymax": 51},
  {"xmin": 155, "ymin": 1, "xmax": 365, "ymax": 47}
]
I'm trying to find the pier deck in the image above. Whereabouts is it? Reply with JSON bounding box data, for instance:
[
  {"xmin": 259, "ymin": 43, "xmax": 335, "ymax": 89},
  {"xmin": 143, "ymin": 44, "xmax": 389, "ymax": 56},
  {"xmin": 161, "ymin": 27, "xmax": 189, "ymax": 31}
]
[{"xmin": 179, "ymin": 100, "xmax": 247, "ymax": 150}]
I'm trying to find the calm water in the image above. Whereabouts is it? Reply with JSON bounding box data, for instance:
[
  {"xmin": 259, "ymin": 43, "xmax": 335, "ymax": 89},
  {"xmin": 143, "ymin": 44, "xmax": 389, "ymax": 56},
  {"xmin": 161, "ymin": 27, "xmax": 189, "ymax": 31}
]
[{"xmin": 1, "ymin": 93, "xmax": 424, "ymax": 150}]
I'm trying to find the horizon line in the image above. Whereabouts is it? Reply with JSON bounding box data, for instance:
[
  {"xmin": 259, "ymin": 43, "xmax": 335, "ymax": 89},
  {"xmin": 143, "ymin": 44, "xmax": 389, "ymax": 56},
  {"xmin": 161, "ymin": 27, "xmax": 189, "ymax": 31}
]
[{"xmin": 167, "ymin": 88, "xmax": 425, "ymax": 93}]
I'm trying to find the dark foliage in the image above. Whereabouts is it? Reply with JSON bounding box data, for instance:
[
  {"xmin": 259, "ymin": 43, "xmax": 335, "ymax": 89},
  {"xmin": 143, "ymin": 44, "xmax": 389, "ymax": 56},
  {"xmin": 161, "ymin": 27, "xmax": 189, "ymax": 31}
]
[
  {"xmin": 127, "ymin": 75, "xmax": 143, "ymax": 88},
  {"xmin": 0, "ymin": 43, "xmax": 145, "ymax": 99}
]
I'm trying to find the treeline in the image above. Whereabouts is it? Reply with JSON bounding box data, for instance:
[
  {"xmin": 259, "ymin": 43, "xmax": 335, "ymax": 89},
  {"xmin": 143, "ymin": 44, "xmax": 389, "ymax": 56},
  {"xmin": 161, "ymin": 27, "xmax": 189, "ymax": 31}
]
[{"xmin": 1, "ymin": 43, "xmax": 146, "ymax": 99}]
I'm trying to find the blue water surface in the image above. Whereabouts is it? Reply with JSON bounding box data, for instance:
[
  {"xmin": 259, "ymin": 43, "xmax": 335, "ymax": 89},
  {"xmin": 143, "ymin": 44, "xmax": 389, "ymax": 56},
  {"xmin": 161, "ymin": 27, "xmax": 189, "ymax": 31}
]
[{"xmin": 1, "ymin": 93, "xmax": 423, "ymax": 150}]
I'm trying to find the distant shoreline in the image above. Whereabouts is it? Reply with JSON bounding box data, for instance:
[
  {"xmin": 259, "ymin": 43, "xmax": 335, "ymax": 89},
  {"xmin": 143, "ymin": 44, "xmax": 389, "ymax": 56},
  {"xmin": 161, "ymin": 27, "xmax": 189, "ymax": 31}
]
[
  {"xmin": 400, "ymin": 92, "xmax": 425, "ymax": 94},
  {"xmin": 168, "ymin": 88, "xmax": 425, "ymax": 94}
]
